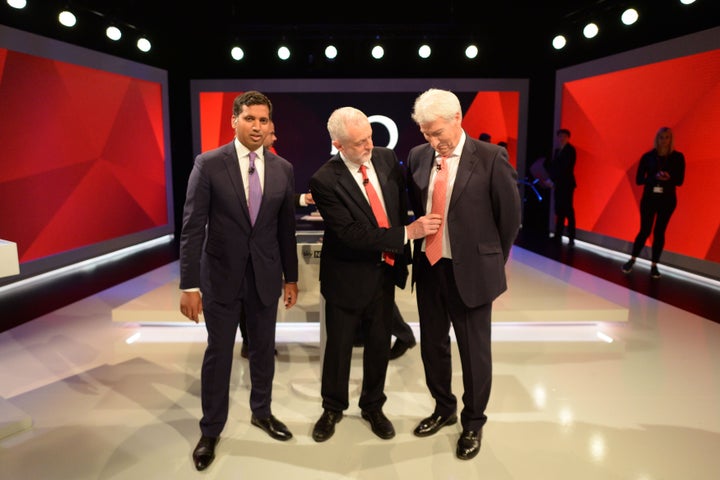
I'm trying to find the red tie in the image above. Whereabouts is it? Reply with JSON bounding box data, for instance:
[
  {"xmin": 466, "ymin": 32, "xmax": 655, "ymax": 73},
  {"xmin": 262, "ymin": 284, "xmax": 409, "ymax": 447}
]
[
  {"xmin": 425, "ymin": 156, "xmax": 447, "ymax": 265},
  {"xmin": 360, "ymin": 164, "xmax": 395, "ymax": 266}
]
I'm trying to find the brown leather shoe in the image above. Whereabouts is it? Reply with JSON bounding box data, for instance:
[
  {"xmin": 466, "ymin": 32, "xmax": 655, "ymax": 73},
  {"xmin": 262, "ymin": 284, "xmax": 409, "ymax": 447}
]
[
  {"xmin": 192, "ymin": 435, "xmax": 219, "ymax": 471},
  {"xmin": 456, "ymin": 429, "xmax": 482, "ymax": 460},
  {"xmin": 312, "ymin": 409, "xmax": 343, "ymax": 442},
  {"xmin": 361, "ymin": 409, "xmax": 395, "ymax": 439},
  {"xmin": 251, "ymin": 414, "xmax": 293, "ymax": 441},
  {"xmin": 413, "ymin": 412, "xmax": 458, "ymax": 437}
]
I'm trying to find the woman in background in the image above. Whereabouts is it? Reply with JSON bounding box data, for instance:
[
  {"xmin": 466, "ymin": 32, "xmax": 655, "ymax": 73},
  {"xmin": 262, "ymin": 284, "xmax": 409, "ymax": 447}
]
[{"xmin": 622, "ymin": 126, "xmax": 685, "ymax": 278}]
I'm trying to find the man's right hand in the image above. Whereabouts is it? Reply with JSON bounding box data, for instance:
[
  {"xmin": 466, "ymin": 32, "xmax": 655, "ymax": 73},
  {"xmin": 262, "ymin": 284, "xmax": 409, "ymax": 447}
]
[
  {"xmin": 407, "ymin": 213, "xmax": 442, "ymax": 240},
  {"xmin": 180, "ymin": 290, "xmax": 203, "ymax": 323}
]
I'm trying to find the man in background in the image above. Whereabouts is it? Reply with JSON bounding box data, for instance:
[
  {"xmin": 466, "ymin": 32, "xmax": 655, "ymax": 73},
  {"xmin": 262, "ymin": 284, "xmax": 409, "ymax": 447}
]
[{"xmin": 544, "ymin": 128, "xmax": 577, "ymax": 245}]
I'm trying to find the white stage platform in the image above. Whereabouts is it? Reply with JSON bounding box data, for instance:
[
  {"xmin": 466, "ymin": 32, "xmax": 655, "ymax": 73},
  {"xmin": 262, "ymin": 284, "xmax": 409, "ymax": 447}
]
[{"xmin": 111, "ymin": 246, "xmax": 629, "ymax": 326}]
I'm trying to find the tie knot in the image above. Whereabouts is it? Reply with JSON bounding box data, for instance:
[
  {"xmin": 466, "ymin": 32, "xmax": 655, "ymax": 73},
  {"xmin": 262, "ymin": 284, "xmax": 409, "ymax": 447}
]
[
  {"xmin": 249, "ymin": 151, "xmax": 257, "ymax": 166},
  {"xmin": 359, "ymin": 164, "xmax": 368, "ymax": 179}
]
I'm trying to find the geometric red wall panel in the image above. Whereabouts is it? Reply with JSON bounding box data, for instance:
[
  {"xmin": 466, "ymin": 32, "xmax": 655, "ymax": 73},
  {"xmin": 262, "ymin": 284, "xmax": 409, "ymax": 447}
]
[
  {"xmin": 560, "ymin": 48, "xmax": 720, "ymax": 263},
  {"xmin": 0, "ymin": 49, "xmax": 168, "ymax": 263}
]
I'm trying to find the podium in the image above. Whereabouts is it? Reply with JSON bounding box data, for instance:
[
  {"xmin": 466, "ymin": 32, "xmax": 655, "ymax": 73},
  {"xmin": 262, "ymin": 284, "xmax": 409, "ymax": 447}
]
[{"xmin": 0, "ymin": 240, "xmax": 33, "ymax": 440}]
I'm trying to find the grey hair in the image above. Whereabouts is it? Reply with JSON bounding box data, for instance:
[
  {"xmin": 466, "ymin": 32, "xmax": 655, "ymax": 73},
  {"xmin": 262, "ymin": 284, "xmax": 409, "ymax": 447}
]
[
  {"xmin": 327, "ymin": 106, "xmax": 369, "ymax": 142},
  {"xmin": 411, "ymin": 88, "xmax": 462, "ymax": 125}
]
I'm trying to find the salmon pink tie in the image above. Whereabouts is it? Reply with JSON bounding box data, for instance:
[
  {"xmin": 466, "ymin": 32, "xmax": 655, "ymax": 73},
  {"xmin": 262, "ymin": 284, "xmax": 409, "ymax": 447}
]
[
  {"xmin": 425, "ymin": 156, "xmax": 447, "ymax": 265},
  {"xmin": 360, "ymin": 164, "xmax": 394, "ymax": 266}
]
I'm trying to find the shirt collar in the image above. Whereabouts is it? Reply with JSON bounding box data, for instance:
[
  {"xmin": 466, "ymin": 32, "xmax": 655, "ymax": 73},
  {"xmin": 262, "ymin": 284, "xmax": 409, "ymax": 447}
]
[
  {"xmin": 435, "ymin": 130, "xmax": 466, "ymax": 159},
  {"xmin": 234, "ymin": 138, "xmax": 263, "ymax": 160}
]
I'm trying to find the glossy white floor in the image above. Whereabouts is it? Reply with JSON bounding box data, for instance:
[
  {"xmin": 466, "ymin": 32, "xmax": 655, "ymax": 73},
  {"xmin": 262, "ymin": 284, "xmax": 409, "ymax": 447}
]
[{"xmin": 1, "ymin": 245, "xmax": 719, "ymax": 479}]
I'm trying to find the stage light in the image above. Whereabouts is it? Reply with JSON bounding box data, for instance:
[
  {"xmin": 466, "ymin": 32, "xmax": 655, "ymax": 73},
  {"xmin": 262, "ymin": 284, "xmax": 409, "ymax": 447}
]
[
  {"xmin": 58, "ymin": 10, "xmax": 77, "ymax": 28},
  {"xmin": 231, "ymin": 46, "xmax": 244, "ymax": 61},
  {"xmin": 465, "ymin": 44, "xmax": 479, "ymax": 59},
  {"xmin": 621, "ymin": 8, "xmax": 639, "ymax": 26},
  {"xmin": 680, "ymin": 0, "xmax": 696, "ymax": 5},
  {"xmin": 7, "ymin": 0, "xmax": 27, "ymax": 9},
  {"xmin": 418, "ymin": 44, "xmax": 431, "ymax": 59},
  {"xmin": 552, "ymin": 35, "xmax": 567, "ymax": 50},
  {"xmin": 137, "ymin": 36, "xmax": 151, "ymax": 52},
  {"xmin": 106, "ymin": 25, "xmax": 122, "ymax": 41},
  {"xmin": 277, "ymin": 45, "xmax": 290, "ymax": 60},
  {"xmin": 324, "ymin": 45, "xmax": 337, "ymax": 60},
  {"xmin": 583, "ymin": 22, "xmax": 599, "ymax": 39},
  {"xmin": 371, "ymin": 45, "xmax": 384, "ymax": 60}
]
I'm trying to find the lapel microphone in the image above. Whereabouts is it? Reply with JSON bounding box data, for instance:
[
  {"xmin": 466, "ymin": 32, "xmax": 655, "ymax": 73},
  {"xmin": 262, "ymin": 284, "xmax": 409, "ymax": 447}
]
[
  {"xmin": 436, "ymin": 162, "xmax": 442, "ymax": 171},
  {"xmin": 363, "ymin": 178, "xmax": 369, "ymax": 185},
  {"xmin": 249, "ymin": 166, "xmax": 256, "ymax": 174}
]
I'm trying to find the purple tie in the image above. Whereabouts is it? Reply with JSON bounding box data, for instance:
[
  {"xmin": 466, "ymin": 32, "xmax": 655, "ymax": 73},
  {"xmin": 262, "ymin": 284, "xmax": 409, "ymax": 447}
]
[{"xmin": 248, "ymin": 151, "xmax": 262, "ymax": 225}]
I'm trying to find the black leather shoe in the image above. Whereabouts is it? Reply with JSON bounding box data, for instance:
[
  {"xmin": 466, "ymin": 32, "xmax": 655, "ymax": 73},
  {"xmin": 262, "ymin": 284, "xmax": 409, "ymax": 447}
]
[
  {"xmin": 312, "ymin": 409, "xmax": 343, "ymax": 442},
  {"xmin": 251, "ymin": 414, "xmax": 293, "ymax": 441},
  {"xmin": 456, "ymin": 429, "xmax": 482, "ymax": 460},
  {"xmin": 413, "ymin": 412, "xmax": 458, "ymax": 437},
  {"xmin": 389, "ymin": 338, "xmax": 416, "ymax": 360},
  {"xmin": 192, "ymin": 435, "xmax": 218, "ymax": 471},
  {"xmin": 361, "ymin": 409, "xmax": 395, "ymax": 439}
]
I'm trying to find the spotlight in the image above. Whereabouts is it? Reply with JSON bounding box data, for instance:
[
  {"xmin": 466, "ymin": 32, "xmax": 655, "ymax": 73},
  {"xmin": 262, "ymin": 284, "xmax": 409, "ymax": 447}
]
[
  {"xmin": 58, "ymin": 10, "xmax": 77, "ymax": 28},
  {"xmin": 621, "ymin": 8, "xmax": 639, "ymax": 26},
  {"xmin": 324, "ymin": 45, "xmax": 337, "ymax": 60},
  {"xmin": 231, "ymin": 46, "xmax": 244, "ymax": 61},
  {"xmin": 552, "ymin": 35, "xmax": 567, "ymax": 50},
  {"xmin": 137, "ymin": 36, "xmax": 151, "ymax": 53},
  {"xmin": 583, "ymin": 22, "xmax": 599, "ymax": 39},
  {"xmin": 7, "ymin": 0, "xmax": 27, "ymax": 9},
  {"xmin": 465, "ymin": 44, "xmax": 479, "ymax": 59},
  {"xmin": 277, "ymin": 45, "xmax": 290, "ymax": 60},
  {"xmin": 371, "ymin": 45, "xmax": 384, "ymax": 60},
  {"xmin": 680, "ymin": 0, "xmax": 696, "ymax": 4},
  {"xmin": 418, "ymin": 44, "xmax": 431, "ymax": 59},
  {"xmin": 106, "ymin": 25, "xmax": 122, "ymax": 41}
]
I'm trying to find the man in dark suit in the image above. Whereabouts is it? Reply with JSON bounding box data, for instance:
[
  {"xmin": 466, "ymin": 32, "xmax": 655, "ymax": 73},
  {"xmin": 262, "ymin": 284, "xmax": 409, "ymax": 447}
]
[
  {"xmin": 238, "ymin": 121, "xmax": 312, "ymax": 359},
  {"xmin": 544, "ymin": 128, "xmax": 577, "ymax": 245},
  {"xmin": 179, "ymin": 91, "xmax": 299, "ymax": 471},
  {"xmin": 406, "ymin": 88, "xmax": 521, "ymax": 460},
  {"xmin": 308, "ymin": 106, "xmax": 440, "ymax": 442}
]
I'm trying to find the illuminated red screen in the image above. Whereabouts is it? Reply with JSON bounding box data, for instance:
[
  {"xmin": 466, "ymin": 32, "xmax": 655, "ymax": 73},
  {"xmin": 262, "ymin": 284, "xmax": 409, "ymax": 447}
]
[
  {"xmin": 0, "ymin": 48, "xmax": 169, "ymax": 263},
  {"xmin": 559, "ymin": 48, "xmax": 720, "ymax": 263}
]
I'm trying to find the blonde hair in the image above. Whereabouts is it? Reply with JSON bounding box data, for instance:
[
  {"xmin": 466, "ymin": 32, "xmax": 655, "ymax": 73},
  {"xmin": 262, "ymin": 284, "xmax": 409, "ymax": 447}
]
[{"xmin": 654, "ymin": 126, "xmax": 674, "ymax": 153}]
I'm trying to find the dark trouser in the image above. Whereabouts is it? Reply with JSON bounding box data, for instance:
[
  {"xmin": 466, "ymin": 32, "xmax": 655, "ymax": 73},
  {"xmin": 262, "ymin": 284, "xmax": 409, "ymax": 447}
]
[
  {"xmin": 415, "ymin": 255, "xmax": 492, "ymax": 432},
  {"xmin": 354, "ymin": 302, "xmax": 414, "ymax": 344},
  {"xmin": 199, "ymin": 262, "xmax": 278, "ymax": 437},
  {"xmin": 630, "ymin": 193, "xmax": 677, "ymax": 263},
  {"xmin": 392, "ymin": 303, "xmax": 415, "ymax": 345},
  {"xmin": 553, "ymin": 186, "xmax": 576, "ymax": 240},
  {"xmin": 321, "ymin": 267, "xmax": 394, "ymax": 412}
]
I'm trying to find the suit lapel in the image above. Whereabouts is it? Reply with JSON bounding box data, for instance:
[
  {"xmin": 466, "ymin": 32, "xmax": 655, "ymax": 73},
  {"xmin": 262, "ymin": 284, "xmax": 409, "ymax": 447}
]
[
  {"xmin": 221, "ymin": 142, "xmax": 252, "ymax": 224},
  {"xmin": 413, "ymin": 145, "xmax": 435, "ymax": 213},
  {"xmin": 450, "ymin": 140, "xmax": 478, "ymax": 209},
  {"xmin": 334, "ymin": 155, "xmax": 376, "ymax": 225}
]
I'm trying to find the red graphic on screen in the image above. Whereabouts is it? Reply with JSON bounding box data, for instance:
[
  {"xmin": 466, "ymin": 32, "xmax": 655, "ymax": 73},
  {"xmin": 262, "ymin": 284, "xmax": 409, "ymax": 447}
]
[
  {"xmin": 464, "ymin": 91, "xmax": 520, "ymax": 168},
  {"xmin": 0, "ymin": 49, "xmax": 168, "ymax": 262},
  {"xmin": 198, "ymin": 90, "xmax": 520, "ymax": 169},
  {"xmin": 560, "ymin": 49, "xmax": 720, "ymax": 263}
]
